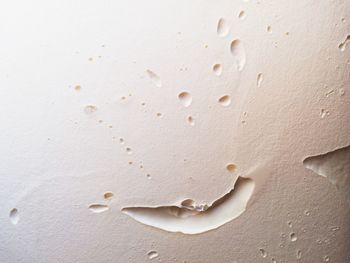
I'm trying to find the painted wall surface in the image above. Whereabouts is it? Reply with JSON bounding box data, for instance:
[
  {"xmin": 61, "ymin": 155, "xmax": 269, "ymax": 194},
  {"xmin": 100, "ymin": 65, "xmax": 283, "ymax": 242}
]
[{"xmin": 0, "ymin": 0, "xmax": 349, "ymax": 262}]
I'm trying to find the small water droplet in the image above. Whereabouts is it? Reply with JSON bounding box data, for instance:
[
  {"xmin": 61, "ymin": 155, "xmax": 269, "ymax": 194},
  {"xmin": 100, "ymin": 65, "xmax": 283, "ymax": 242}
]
[
  {"xmin": 287, "ymin": 221, "xmax": 292, "ymax": 228},
  {"xmin": 217, "ymin": 18, "xmax": 230, "ymax": 37},
  {"xmin": 238, "ymin": 10, "xmax": 246, "ymax": 20},
  {"xmin": 304, "ymin": 210, "xmax": 310, "ymax": 216},
  {"xmin": 178, "ymin": 92, "xmax": 192, "ymax": 107},
  {"xmin": 146, "ymin": 174, "xmax": 152, "ymax": 179},
  {"xmin": 119, "ymin": 138, "xmax": 125, "ymax": 144},
  {"xmin": 323, "ymin": 255, "xmax": 330, "ymax": 262},
  {"xmin": 218, "ymin": 95, "xmax": 231, "ymax": 106},
  {"xmin": 257, "ymin": 73, "xmax": 263, "ymax": 87},
  {"xmin": 187, "ymin": 116, "xmax": 195, "ymax": 126},
  {"xmin": 146, "ymin": 69, "xmax": 162, "ymax": 88},
  {"xmin": 259, "ymin": 248, "xmax": 267, "ymax": 258},
  {"xmin": 104, "ymin": 192, "xmax": 114, "ymax": 200},
  {"xmin": 226, "ymin": 163, "xmax": 237, "ymax": 173},
  {"xmin": 230, "ymin": 39, "xmax": 246, "ymax": 71},
  {"xmin": 84, "ymin": 105, "xmax": 97, "ymax": 114},
  {"xmin": 290, "ymin": 232, "xmax": 297, "ymax": 242},
  {"xmin": 88, "ymin": 204, "xmax": 109, "ymax": 213},
  {"xmin": 9, "ymin": 208, "xmax": 19, "ymax": 225},
  {"xmin": 147, "ymin": 250, "xmax": 158, "ymax": 260},
  {"xmin": 213, "ymin": 64, "xmax": 223, "ymax": 76}
]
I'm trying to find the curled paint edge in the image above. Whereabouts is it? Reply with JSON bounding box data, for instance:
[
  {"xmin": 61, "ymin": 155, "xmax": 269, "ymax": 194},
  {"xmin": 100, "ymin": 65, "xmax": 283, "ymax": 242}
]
[{"xmin": 121, "ymin": 176, "xmax": 255, "ymax": 235}]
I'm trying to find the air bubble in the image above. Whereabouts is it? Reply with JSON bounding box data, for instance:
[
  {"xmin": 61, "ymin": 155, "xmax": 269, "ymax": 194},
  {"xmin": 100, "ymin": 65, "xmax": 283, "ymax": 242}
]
[
  {"xmin": 88, "ymin": 204, "xmax": 109, "ymax": 213},
  {"xmin": 267, "ymin": 25, "xmax": 272, "ymax": 33},
  {"xmin": 238, "ymin": 10, "xmax": 246, "ymax": 20},
  {"xmin": 146, "ymin": 70, "xmax": 162, "ymax": 88},
  {"xmin": 320, "ymin": 109, "xmax": 329, "ymax": 118},
  {"xmin": 217, "ymin": 18, "xmax": 229, "ymax": 37},
  {"xmin": 296, "ymin": 250, "xmax": 302, "ymax": 259},
  {"xmin": 218, "ymin": 95, "xmax": 231, "ymax": 106},
  {"xmin": 290, "ymin": 232, "xmax": 297, "ymax": 242},
  {"xmin": 126, "ymin": 147, "xmax": 132, "ymax": 155},
  {"xmin": 104, "ymin": 192, "xmax": 114, "ymax": 200},
  {"xmin": 213, "ymin": 64, "xmax": 223, "ymax": 76},
  {"xmin": 257, "ymin": 73, "xmax": 263, "ymax": 87},
  {"xmin": 84, "ymin": 105, "xmax": 97, "ymax": 114},
  {"xmin": 178, "ymin": 92, "xmax": 192, "ymax": 107},
  {"xmin": 226, "ymin": 163, "xmax": 237, "ymax": 173},
  {"xmin": 338, "ymin": 35, "xmax": 350, "ymax": 51},
  {"xmin": 230, "ymin": 39, "xmax": 246, "ymax": 71},
  {"xmin": 187, "ymin": 116, "xmax": 195, "ymax": 126},
  {"xmin": 147, "ymin": 251, "xmax": 158, "ymax": 260},
  {"xmin": 9, "ymin": 208, "xmax": 19, "ymax": 225},
  {"xmin": 259, "ymin": 248, "xmax": 267, "ymax": 258}
]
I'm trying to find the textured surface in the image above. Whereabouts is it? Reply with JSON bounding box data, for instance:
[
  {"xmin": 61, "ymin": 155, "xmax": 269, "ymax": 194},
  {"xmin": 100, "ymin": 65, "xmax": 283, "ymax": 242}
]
[{"xmin": 0, "ymin": 0, "xmax": 349, "ymax": 262}]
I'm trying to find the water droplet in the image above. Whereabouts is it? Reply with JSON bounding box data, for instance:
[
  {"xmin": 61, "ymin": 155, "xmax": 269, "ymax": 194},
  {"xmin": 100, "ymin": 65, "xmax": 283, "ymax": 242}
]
[
  {"xmin": 178, "ymin": 92, "xmax": 192, "ymax": 107},
  {"xmin": 217, "ymin": 18, "xmax": 229, "ymax": 37},
  {"xmin": 238, "ymin": 10, "xmax": 246, "ymax": 20},
  {"xmin": 230, "ymin": 39, "xmax": 246, "ymax": 71},
  {"xmin": 187, "ymin": 116, "xmax": 195, "ymax": 126},
  {"xmin": 338, "ymin": 35, "xmax": 350, "ymax": 51},
  {"xmin": 119, "ymin": 138, "xmax": 125, "ymax": 144},
  {"xmin": 304, "ymin": 210, "xmax": 310, "ymax": 216},
  {"xmin": 146, "ymin": 70, "xmax": 162, "ymax": 87},
  {"xmin": 267, "ymin": 25, "xmax": 272, "ymax": 33},
  {"xmin": 218, "ymin": 95, "xmax": 231, "ymax": 106},
  {"xmin": 104, "ymin": 192, "xmax": 114, "ymax": 200},
  {"xmin": 259, "ymin": 248, "xmax": 267, "ymax": 258},
  {"xmin": 290, "ymin": 232, "xmax": 297, "ymax": 242},
  {"xmin": 296, "ymin": 250, "xmax": 302, "ymax": 259},
  {"xmin": 147, "ymin": 250, "xmax": 158, "ymax": 260},
  {"xmin": 126, "ymin": 147, "xmax": 132, "ymax": 155},
  {"xmin": 257, "ymin": 73, "xmax": 263, "ymax": 87},
  {"xmin": 84, "ymin": 105, "xmax": 97, "ymax": 114},
  {"xmin": 213, "ymin": 64, "xmax": 223, "ymax": 76},
  {"xmin": 88, "ymin": 204, "xmax": 109, "ymax": 213},
  {"xmin": 75, "ymin": 85, "xmax": 81, "ymax": 91},
  {"xmin": 287, "ymin": 221, "xmax": 292, "ymax": 228},
  {"xmin": 9, "ymin": 208, "xmax": 19, "ymax": 225},
  {"xmin": 323, "ymin": 255, "xmax": 330, "ymax": 262},
  {"xmin": 226, "ymin": 163, "xmax": 237, "ymax": 173}
]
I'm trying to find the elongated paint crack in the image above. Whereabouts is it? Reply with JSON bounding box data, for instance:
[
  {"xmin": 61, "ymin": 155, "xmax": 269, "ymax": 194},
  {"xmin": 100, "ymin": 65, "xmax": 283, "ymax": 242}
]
[
  {"xmin": 303, "ymin": 145, "xmax": 350, "ymax": 203},
  {"xmin": 121, "ymin": 177, "xmax": 255, "ymax": 234}
]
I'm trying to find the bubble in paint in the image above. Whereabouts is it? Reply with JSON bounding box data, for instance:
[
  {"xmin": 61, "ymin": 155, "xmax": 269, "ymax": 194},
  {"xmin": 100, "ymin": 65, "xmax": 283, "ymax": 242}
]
[
  {"xmin": 217, "ymin": 18, "xmax": 229, "ymax": 37},
  {"xmin": 218, "ymin": 95, "xmax": 231, "ymax": 106},
  {"xmin": 178, "ymin": 92, "xmax": 192, "ymax": 107},
  {"xmin": 9, "ymin": 208, "xmax": 19, "ymax": 225}
]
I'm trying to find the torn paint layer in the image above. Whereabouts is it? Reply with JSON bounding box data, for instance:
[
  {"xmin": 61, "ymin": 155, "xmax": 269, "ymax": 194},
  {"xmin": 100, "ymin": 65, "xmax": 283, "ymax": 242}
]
[
  {"xmin": 303, "ymin": 145, "xmax": 350, "ymax": 203},
  {"xmin": 121, "ymin": 177, "xmax": 255, "ymax": 234}
]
